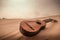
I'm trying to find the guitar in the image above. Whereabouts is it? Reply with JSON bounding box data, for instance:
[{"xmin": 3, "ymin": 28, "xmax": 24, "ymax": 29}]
[{"xmin": 20, "ymin": 19, "xmax": 57, "ymax": 37}]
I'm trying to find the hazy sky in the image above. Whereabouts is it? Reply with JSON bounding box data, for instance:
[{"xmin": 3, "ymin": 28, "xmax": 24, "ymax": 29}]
[{"xmin": 0, "ymin": 0, "xmax": 60, "ymax": 19}]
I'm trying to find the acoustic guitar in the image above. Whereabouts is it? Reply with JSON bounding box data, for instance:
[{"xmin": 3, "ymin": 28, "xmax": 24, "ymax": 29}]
[{"xmin": 20, "ymin": 19, "xmax": 57, "ymax": 37}]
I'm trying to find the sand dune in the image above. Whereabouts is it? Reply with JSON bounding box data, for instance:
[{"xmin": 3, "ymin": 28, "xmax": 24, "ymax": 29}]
[{"xmin": 0, "ymin": 15, "xmax": 60, "ymax": 40}]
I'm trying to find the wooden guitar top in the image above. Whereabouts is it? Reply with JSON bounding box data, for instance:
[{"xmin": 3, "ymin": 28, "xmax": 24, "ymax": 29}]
[{"xmin": 20, "ymin": 20, "xmax": 46, "ymax": 32}]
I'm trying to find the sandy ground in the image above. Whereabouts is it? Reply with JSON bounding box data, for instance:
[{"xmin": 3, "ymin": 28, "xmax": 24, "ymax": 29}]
[{"xmin": 0, "ymin": 15, "xmax": 60, "ymax": 40}]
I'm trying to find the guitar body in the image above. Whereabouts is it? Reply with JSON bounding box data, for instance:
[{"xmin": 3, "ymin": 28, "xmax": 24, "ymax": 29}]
[{"xmin": 20, "ymin": 20, "xmax": 46, "ymax": 37}]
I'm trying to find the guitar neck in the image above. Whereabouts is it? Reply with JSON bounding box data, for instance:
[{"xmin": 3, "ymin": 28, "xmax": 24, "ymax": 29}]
[{"xmin": 43, "ymin": 18, "xmax": 57, "ymax": 23}]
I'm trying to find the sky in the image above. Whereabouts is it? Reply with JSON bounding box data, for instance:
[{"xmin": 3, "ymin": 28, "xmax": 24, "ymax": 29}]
[{"xmin": 0, "ymin": 0, "xmax": 60, "ymax": 19}]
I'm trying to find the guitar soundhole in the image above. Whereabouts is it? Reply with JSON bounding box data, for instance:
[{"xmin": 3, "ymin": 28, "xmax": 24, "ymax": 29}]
[{"xmin": 36, "ymin": 22, "xmax": 41, "ymax": 25}]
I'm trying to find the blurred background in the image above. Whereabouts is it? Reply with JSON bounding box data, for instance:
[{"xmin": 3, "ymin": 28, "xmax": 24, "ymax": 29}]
[{"xmin": 0, "ymin": 0, "xmax": 60, "ymax": 19}]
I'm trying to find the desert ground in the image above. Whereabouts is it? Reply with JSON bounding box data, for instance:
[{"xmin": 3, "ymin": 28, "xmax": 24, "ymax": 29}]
[{"xmin": 0, "ymin": 15, "xmax": 60, "ymax": 40}]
